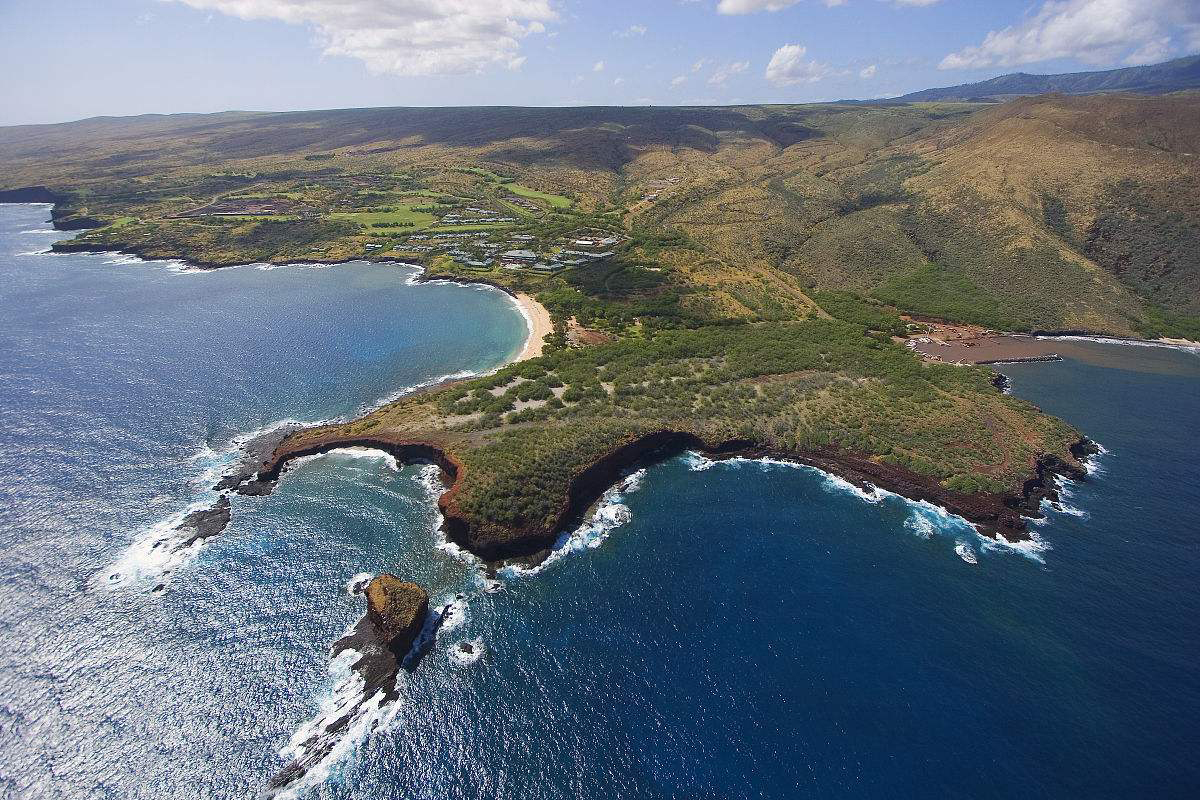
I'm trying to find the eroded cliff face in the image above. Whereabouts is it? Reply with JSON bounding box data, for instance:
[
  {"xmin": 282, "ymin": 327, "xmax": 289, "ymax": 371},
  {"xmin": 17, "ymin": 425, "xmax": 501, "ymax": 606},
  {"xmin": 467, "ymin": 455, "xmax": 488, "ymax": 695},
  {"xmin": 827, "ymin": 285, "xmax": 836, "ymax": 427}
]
[
  {"xmin": 0, "ymin": 186, "xmax": 63, "ymax": 204},
  {"xmin": 365, "ymin": 575, "xmax": 429, "ymax": 657}
]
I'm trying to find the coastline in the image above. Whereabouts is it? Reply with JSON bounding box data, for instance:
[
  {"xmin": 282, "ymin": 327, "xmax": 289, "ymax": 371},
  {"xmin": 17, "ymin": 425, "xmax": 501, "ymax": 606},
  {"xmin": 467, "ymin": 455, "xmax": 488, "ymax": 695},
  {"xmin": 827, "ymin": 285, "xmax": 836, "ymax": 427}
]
[
  {"xmin": 0, "ymin": 202, "xmax": 1092, "ymax": 563},
  {"xmin": 7, "ymin": 227, "xmax": 554, "ymax": 567},
  {"xmin": 18, "ymin": 215, "xmax": 555, "ymax": 370},
  {"xmin": 513, "ymin": 292, "xmax": 552, "ymax": 361},
  {"xmin": 237, "ymin": 429, "xmax": 1095, "ymax": 565},
  {"xmin": 911, "ymin": 329, "xmax": 1200, "ymax": 365}
]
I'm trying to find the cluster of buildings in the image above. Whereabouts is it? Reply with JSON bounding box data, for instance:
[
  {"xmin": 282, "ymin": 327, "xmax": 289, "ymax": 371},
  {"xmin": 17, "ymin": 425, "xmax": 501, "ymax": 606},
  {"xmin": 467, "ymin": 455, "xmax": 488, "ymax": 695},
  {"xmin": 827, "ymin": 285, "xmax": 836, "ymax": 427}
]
[
  {"xmin": 638, "ymin": 176, "xmax": 682, "ymax": 206},
  {"xmin": 434, "ymin": 206, "xmax": 516, "ymax": 226},
  {"xmin": 506, "ymin": 197, "xmax": 541, "ymax": 213},
  {"xmin": 417, "ymin": 228, "xmax": 627, "ymax": 274}
]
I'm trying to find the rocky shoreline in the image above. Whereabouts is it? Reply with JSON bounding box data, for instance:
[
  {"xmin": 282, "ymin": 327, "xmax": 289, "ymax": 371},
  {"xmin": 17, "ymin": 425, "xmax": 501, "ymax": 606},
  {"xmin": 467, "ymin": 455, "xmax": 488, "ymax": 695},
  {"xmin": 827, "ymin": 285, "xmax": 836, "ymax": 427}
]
[
  {"xmin": 266, "ymin": 575, "xmax": 438, "ymax": 796},
  {"xmin": 224, "ymin": 427, "xmax": 1097, "ymax": 566},
  {"xmin": 977, "ymin": 354, "xmax": 1063, "ymax": 365}
]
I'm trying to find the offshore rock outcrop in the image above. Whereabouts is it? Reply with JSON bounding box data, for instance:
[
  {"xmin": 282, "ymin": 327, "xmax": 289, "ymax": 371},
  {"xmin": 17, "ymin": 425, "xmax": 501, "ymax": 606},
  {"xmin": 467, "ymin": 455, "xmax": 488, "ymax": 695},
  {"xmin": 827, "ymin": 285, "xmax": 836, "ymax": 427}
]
[
  {"xmin": 177, "ymin": 495, "xmax": 232, "ymax": 547},
  {"xmin": 265, "ymin": 576, "xmax": 438, "ymax": 797},
  {"xmin": 364, "ymin": 575, "xmax": 430, "ymax": 658}
]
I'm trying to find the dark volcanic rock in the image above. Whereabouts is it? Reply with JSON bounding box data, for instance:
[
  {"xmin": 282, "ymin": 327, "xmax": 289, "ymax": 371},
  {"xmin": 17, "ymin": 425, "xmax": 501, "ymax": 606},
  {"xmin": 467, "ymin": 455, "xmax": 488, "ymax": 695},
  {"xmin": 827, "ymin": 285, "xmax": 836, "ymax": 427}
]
[
  {"xmin": 0, "ymin": 186, "xmax": 64, "ymax": 204},
  {"xmin": 215, "ymin": 423, "xmax": 304, "ymax": 493},
  {"xmin": 177, "ymin": 495, "xmax": 231, "ymax": 546},
  {"xmin": 50, "ymin": 209, "xmax": 104, "ymax": 230},
  {"xmin": 267, "ymin": 577, "xmax": 437, "ymax": 796},
  {"xmin": 253, "ymin": 428, "xmax": 1092, "ymax": 564}
]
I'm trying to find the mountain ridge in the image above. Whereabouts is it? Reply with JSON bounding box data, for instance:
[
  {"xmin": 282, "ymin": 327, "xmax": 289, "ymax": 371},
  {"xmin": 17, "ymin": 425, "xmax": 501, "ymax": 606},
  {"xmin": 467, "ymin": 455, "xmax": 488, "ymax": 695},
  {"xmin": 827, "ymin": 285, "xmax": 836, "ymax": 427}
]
[{"xmin": 896, "ymin": 54, "xmax": 1200, "ymax": 103}]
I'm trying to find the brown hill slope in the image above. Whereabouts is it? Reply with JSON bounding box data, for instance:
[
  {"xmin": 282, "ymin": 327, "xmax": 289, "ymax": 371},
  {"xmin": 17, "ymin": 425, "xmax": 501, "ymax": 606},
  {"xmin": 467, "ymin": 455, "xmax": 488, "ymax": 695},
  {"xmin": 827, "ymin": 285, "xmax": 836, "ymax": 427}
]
[{"xmin": 2, "ymin": 95, "xmax": 1198, "ymax": 336}]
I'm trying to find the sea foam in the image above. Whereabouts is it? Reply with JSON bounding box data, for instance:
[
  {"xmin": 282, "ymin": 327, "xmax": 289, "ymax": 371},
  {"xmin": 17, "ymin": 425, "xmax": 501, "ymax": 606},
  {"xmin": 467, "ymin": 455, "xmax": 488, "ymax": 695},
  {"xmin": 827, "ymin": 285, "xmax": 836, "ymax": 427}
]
[
  {"xmin": 500, "ymin": 469, "xmax": 646, "ymax": 578},
  {"xmin": 678, "ymin": 450, "xmax": 1052, "ymax": 563},
  {"xmin": 272, "ymin": 646, "xmax": 401, "ymax": 800}
]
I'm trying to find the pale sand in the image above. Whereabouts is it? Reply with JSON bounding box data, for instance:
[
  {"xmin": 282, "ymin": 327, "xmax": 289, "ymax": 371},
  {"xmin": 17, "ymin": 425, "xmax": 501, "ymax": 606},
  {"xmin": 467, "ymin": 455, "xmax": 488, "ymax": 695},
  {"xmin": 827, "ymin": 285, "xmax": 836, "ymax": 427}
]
[
  {"xmin": 1158, "ymin": 337, "xmax": 1200, "ymax": 350},
  {"xmin": 513, "ymin": 292, "xmax": 553, "ymax": 361}
]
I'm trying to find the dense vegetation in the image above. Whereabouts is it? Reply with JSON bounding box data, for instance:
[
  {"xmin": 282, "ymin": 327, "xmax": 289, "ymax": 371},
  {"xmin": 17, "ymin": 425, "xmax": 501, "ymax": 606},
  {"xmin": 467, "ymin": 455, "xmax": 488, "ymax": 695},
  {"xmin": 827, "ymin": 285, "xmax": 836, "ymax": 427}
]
[
  {"xmin": 1083, "ymin": 178, "xmax": 1200, "ymax": 317},
  {"xmin": 302, "ymin": 318, "xmax": 1078, "ymax": 536}
]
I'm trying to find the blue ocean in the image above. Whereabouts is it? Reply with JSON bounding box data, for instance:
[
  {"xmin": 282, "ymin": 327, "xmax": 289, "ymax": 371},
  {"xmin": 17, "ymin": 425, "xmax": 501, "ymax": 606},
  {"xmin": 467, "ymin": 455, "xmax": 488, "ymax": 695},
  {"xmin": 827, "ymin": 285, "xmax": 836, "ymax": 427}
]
[{"xmin": 1, "ymin": 203, "xmax": 1198, "ymax": 799}]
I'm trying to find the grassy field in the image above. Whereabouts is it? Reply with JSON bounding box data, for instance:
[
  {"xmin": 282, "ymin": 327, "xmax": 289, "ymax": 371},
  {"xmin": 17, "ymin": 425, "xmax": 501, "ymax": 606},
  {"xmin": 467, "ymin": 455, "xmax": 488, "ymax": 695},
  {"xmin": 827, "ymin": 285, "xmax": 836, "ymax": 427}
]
[
  {"xmin": 329, "ymin": 205, "xmax": 437, "ymax": 229},
  {"xmin": 502, "ymin": 183, "xmax": 573, "ymax": 208}
]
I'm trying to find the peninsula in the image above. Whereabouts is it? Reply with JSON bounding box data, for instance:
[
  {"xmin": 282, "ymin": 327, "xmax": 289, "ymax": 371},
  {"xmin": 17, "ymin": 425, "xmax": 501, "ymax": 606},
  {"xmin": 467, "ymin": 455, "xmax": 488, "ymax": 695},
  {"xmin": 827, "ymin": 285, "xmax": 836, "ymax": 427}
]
[{"xmin": 4, "ymin": 91, "xmax": 1198, "ymax": 562}]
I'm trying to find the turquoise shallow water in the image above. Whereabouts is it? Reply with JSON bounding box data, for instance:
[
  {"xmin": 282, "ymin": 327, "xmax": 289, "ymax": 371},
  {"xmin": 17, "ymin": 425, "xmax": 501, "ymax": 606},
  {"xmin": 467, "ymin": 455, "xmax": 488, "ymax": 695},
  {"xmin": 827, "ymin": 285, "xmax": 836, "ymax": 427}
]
[{"xmin": 1, "ymin": 203, "xmax": 1198, "ymax": 799}]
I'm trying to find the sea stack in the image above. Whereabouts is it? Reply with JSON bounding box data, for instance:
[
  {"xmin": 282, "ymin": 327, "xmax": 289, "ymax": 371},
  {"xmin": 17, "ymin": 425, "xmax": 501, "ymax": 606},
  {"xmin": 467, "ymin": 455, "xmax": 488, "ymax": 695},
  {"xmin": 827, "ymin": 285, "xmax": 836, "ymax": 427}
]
[{"xmin": 365, "ymin": 575, "xmax": 429, "ymax": 657}]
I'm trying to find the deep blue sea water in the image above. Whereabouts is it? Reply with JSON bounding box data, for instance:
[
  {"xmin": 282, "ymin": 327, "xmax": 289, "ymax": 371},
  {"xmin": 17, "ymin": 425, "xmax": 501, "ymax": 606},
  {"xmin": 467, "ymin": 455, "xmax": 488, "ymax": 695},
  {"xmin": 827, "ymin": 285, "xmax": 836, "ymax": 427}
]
[{"xmin": 1, "ymin": 203, "xmax": 1198, "ymax": 799}]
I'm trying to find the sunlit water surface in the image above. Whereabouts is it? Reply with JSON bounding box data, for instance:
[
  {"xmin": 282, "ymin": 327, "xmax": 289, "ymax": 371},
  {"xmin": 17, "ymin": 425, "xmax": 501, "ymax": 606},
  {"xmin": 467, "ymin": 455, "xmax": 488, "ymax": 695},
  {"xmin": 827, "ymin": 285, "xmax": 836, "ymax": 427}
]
[{"xmin": 1, "ymin": 204, "xmax": 1198, "ymax": 799}]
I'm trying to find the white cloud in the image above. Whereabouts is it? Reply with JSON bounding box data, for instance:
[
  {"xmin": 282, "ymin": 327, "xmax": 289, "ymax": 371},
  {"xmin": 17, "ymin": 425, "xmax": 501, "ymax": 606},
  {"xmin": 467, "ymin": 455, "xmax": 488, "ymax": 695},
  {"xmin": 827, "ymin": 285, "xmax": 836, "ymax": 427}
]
[
  {"xmin": 718, "ymin": 0, "xmax": 850, "ymax": 11},
  {"xmin": 765, "ymin": 43, "xmax": 832, "ymax": 85},
  {"xmin": 671, "ymin": 75, "xmax": 688, "ymax": 87},
  {"xmin": 708, "ymin": 60, "xmax": 750, "ymax": 85},
  {"xmin": 718, "ymin": 0, "xmax": 799, "ymax": 12},
  {"xmin": 859, "ymin": 64, "xmax": 877, "ymax": 78},
  {"xmin": 167, "ymin": 0, "xmax": 555, "ymax": 75},
  {"xmin": 615, "ymin": 24, "xmax": 648, "ymax": 37},
  {"xmin": 613, "ymin": 77, "xmax": 625, "ymax": 85},
  {"xmin": 593, "ymin": 60, "xmax": 605, "ymax": 72},
  {"xmin": 691, "ymin": 58, "xmax": 709, "ymax": 72},
  {"xmin": 892, "ymin": 0, "xmax": 941, "ymax": 6},
  {"xmin": 939, "ymin": 0, "xmax": 1200, "ymax": 70}
]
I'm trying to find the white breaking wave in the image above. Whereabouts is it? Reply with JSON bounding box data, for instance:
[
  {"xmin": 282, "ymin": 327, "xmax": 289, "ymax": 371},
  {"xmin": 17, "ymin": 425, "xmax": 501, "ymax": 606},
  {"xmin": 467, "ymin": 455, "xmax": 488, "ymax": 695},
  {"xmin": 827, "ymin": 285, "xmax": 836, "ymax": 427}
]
[
  {"xmin": 321, "ymin": 447, "xmax": 402, "ymax": 471},
  {"xmin": 96, "ymin": 498, "xmax": 223, "ymax": 591},
  {"xmin": 449, "ymin": 638, "xmax": 485, "ymax": 666},
  {"xmin": 412, "ymin": 465, "xmax": 483, "ymax": 567},
  {"xmin": 100, "ymin": 417, "xmax": 314, "ymax": 591},
  {"xmin": 437, "ymin": 595, "xmax": 470, "ymax": 634},
  {"xmin": 955, "ymin": 542, "xmax": 978, "ymax": 564},
  {"xmin": 819, "ymin": 471, "xmax": 885, "ymax": 504},
  {"xmin": 373, "ymin": 369, "xmax": 481, "ymax": 409},
  {"xmin": 272, "ymin": 646, "xmax": 402, "ymax": 800},
  {"xmin": 978, "ymin": 528, "xmax": 1050, "ymax": 563},
  {"xmin": 98, "ymin": 253, "xmax": 207, "ymax": 274},
  {"xmin": 677, "ymin": 450, "xmax": 1053, "ymax": 563},
  {"xmin": 1038, "ymin": 334, "xmax": 1200, "ymax": 354},
  {"xmin": 346, "ymin": 572, "xmax": 374, "ymax": 596},
  {"xmin": 905, "ymin": 514, "xmax": 936, "ymax": 539},
  {"xmin": 1084, "ymin": 441, "xmax": 1109, "ymax": 476},
  {"xmin": 499, "ymin": 469, "xmax": 645, "ymax": 578},
  {"xmin": 1042, "ymin": 496, "xmax": 1089, "ymax": 519}
]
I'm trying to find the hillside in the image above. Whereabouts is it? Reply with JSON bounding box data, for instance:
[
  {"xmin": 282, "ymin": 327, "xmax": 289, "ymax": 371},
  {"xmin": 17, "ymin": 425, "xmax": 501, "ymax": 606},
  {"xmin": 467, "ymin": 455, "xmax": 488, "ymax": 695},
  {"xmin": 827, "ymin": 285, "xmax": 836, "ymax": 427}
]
[
  {"xmin": 3, "ymin": 94, "xmax": 1198, "ymax": 336},
  {"xmin": 11, "ymin": 95, "xmax": 1187, "ymax": 559},
  {"xmin": 897, "ymin": 54, "xmax": 1200, "ymax": 102}
]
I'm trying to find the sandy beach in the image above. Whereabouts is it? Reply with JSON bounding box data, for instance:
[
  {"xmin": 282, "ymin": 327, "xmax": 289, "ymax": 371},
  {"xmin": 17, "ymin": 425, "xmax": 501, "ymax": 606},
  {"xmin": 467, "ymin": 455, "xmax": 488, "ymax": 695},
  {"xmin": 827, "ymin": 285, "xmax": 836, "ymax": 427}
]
[
  {"xmin": 514, "ymin": 292, "xmax": 554, "ymax": 361},
  {"xmin": 910, "ymin": 334, "xmax": 1064, "ymax": 364}
]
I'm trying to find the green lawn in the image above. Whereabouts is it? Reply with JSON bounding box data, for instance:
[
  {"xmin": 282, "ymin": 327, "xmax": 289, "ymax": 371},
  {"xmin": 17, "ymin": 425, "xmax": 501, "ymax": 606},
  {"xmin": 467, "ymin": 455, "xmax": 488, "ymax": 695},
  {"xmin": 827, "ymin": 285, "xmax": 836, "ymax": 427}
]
[
  {"xmin": 504, "ymin": 183, "xmax": 573, "ymax": 209},
  {"xmin": 329, "ymin": 205, "xmax": 437, "ymax": 229}
]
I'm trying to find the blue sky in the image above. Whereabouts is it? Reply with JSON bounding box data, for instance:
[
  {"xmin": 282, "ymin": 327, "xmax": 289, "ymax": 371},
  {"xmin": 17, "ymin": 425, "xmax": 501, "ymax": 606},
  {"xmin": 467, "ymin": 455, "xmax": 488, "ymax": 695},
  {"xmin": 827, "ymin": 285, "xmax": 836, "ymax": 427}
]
[{"xmin": 1, "ymin": 0, "xmax": 1197, "ymax": 125}]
